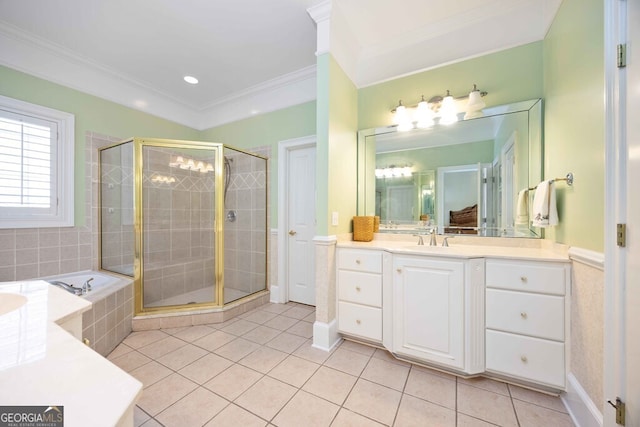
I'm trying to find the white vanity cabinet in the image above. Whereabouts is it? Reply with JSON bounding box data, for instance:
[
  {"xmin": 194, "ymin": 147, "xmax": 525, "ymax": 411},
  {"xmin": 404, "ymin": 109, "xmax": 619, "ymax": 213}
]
[
  {"xmin": 336, "ymin": 248, "xmax": 384, "ymax": 343},
  {"xmin": 391, "ymin": 255, "xmax": 485, "ymax": 373},
  {"xmin": 485, "ymin": 259, "xmax": 571, "ymax": 390}
]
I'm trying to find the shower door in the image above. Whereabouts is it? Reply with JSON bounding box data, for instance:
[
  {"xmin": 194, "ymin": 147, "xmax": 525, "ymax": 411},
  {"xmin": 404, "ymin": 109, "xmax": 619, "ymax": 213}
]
[{"xmin": 135, "ymin": 139, "xmax": 224, "ymax": 312}]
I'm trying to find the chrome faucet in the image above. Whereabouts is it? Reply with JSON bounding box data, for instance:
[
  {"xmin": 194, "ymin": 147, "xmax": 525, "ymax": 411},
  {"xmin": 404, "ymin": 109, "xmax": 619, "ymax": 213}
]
[
  {"xmin": 82, "ymin": 278, "xmax": 94, "ymax": 293},
  {"xmin": 442, "ymin": 236, "xmax": 454, "ymax": 247},
  {"xmin": 429, "ymin": 228, "xmax": 438, "ymax": 246},
  {"xmin": 413, "ymin": 234, "xmax": 425, "ymax": 245}
]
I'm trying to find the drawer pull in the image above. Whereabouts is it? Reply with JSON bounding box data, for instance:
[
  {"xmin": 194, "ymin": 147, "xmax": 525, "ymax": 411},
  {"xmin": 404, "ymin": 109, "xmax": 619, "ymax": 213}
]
[
  {"xmin": 355, "ymin": 259, "xmax": 361, "ymax": 264},
  {"xmin": 520, "ymin": 312, "xmax": 528, "ymax": 319},
  {"xmin": 355, "ymin": 286, "xmax": 361, "ymax": 292},
  {"xmin": 356, "ymin": 319, "xmax": 361, "ymax": 325},
  {"xmin": 520, "ymin": 276, "xmax": 528, "ymax": 283},
  {"xmin": 521, "ymin": 355, "xmax": 528, "ymax": 363}
]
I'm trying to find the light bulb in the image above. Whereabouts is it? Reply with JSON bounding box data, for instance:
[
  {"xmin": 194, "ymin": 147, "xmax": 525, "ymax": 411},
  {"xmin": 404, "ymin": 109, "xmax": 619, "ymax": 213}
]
[
  {"xmin": 393, "ymin": 101, "xmax": 413, "ymax": 131},
  {"xmin": 415, "ymin": 96, "xmax": 434, "ymax": 128},
  {"xmin": 465, "ymin": 85, "xmax": 486, "ymax": 120},
  {"xmin": 439, "ymin": 91, "xmax": 458, "ymax": 125}
]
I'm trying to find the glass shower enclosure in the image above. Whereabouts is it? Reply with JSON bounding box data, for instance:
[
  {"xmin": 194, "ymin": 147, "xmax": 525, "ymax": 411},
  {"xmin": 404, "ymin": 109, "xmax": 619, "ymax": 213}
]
[{"xmin": 98, "ymin": 138, "xmax": 267, "ymax": 315}]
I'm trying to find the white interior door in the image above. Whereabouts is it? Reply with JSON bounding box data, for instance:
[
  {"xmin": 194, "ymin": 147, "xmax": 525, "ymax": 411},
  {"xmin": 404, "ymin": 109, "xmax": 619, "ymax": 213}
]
[
  {"xmin": 606, "ymin": 0, "xmax": 639, "ymax": 425},
  {"xmin": 287, "ymin": 145, "xmax": 316, "ymax": 305}
]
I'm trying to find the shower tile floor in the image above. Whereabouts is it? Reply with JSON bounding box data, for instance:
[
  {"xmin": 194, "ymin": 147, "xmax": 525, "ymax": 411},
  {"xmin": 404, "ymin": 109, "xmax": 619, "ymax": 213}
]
[
  {"xmin": 145, "ymin": 287, "xmax": 250, "ymax": 308},
  {"xmin": 107, "ymin": 302, "xmax": 575, "ymax": 427}
]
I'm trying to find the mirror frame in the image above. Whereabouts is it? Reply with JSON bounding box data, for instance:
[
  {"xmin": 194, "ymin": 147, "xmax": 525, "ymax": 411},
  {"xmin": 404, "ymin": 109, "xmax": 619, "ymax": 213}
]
[{"xmin": 356, "ymin": 98, "xmax": 543, "ymax": 237}]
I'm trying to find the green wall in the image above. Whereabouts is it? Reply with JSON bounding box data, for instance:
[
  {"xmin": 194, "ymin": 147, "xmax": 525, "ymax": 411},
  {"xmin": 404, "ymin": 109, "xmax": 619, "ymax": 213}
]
[
  {"xmin": 0, "ymin": 65, "xmax": 199, "ymax": 224},
  {"xmin": 327, "ymin": 55, "xmax": 359, "ymax": 235},
  {"xmin": 358, "ymin": 42, "xmax": 544, "ymax": 130},
  {"xmin": 314, "ymin": 54, "xmax": 359, "ymax": 235},
  {"xmin": 200, "ymin": 101, "xmax": 316, "ymax": 228},
  {"xmin": 543, "ymin": 0, "xmax": 604, "ymax": 251}
]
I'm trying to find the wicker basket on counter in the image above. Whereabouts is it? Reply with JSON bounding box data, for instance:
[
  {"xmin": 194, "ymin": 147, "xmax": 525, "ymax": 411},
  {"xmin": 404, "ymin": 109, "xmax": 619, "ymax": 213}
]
[{"xmin": 353, "ymin": 216, "xmax": 375, "ymax": 242}]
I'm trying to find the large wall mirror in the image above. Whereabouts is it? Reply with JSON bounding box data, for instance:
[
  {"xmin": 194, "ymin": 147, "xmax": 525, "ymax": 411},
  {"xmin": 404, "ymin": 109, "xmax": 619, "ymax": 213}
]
[{"xmin": 357, "ymin": 99, "xmax": 543, "ymax": 238}]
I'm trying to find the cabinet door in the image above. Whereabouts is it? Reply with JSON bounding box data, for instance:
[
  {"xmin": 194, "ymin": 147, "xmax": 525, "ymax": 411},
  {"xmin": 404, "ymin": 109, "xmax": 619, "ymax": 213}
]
[{"xmin": 392, "ymin": 256, "xmax": 464, "ymax": 369}]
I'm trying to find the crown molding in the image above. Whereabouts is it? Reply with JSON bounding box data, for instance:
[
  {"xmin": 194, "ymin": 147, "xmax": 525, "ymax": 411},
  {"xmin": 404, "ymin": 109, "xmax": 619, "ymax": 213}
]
[
  {"xmin": 197, "ymin": 66, "xmax": 316, "ymax": 129},
  {"xmin": 0, "ymin": 20, "xmax": 317, "ymax": 131}
]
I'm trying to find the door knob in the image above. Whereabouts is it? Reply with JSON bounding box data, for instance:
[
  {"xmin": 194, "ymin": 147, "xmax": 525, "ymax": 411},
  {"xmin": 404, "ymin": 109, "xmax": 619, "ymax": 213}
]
[{"xmin": 288, "ymin": 230, "xmax": 297, "ymax": 236}]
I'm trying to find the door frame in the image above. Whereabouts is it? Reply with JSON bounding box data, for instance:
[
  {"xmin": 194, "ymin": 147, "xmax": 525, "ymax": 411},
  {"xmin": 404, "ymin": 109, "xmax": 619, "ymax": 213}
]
[
  {"xmin": 273, "ymin": 135, "xmax": 316, "ymax": 304},
  {"xmin": 604, "ymin": 0, "xmax": 626, "ymax": 425}
]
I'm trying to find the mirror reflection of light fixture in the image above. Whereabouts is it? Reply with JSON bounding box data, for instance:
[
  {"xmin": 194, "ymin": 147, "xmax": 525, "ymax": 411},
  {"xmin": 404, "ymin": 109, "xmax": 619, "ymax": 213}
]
[
  {"xmin": 169, "ymin": 156, "xmax": 215, "ymax": 173},
  {"xmin": 375, "ymin": 165, "xmax": 413, "ymax": 178},
  {"xmin": 151, "ymin": 174, "xmax": 177, "ymax": 184},
  {"xmin": 389, "ymin": 85, "xmax": 487, "ymax": 131}
]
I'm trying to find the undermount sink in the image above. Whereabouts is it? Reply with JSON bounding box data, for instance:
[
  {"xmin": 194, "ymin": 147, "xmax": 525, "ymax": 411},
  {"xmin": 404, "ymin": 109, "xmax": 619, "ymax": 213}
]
[{"xmin": 0, "ymin": 293, "xmax": 28, "ymax": 316}]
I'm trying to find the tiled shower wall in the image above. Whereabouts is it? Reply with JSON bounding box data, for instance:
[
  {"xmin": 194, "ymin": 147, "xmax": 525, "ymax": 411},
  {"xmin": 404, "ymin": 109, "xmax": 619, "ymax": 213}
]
[
  {"xmin": 223, "ymin": 147, "xmax": 269, "ymax": 296},
  {"xmin": 141, "ymin": 146, "xmax": 216, "ymax": 305}
]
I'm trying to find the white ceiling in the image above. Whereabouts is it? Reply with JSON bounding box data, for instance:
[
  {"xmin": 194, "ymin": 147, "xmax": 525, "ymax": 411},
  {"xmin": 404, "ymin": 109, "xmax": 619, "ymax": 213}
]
[{"xmin": 0, "ymin": 0, "xmax": 562, "ymax": 130}]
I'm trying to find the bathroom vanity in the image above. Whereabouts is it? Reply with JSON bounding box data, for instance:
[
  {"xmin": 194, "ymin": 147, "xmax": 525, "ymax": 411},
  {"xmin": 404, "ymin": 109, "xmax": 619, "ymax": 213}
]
[
  {"xmin": 0, "ymin": 280, "xmax": 142, "ymax": 427},
  {"xmin": 336, "ymin": 239, "xmax": 570, "ymax": 392}
]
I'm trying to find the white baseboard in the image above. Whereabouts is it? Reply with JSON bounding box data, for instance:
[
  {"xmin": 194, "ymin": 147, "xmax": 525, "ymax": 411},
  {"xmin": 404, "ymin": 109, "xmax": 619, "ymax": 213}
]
[
  {"xmin": 562, "ymin": 373, "xmax": 603, "ymax": 427},
  {"xmin": 312, "ymin": 319, "xmax": 341, "ymax": 351},
  {"xmin": 269, "ymin": 284, "xmax": 282, "ymax": 303}
]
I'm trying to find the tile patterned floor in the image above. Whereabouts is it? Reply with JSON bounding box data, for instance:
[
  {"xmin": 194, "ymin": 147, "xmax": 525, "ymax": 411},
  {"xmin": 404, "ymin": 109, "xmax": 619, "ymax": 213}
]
[{"xmin": 107, "ymin": 302, "xmax": 575, "ymax": 427}]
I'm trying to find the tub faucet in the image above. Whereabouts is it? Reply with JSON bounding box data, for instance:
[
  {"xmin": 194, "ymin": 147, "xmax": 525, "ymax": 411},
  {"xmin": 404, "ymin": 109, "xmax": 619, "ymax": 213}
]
[{"xmin": 83, "ymin": 278, "xmax": 94, "ymax": 293}]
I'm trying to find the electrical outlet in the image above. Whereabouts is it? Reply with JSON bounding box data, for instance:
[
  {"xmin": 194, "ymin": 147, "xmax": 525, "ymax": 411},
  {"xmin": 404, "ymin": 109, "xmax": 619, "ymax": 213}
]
[{"xmin": 331, "ymin": 211, "xmax": 339, "ymax": 226}]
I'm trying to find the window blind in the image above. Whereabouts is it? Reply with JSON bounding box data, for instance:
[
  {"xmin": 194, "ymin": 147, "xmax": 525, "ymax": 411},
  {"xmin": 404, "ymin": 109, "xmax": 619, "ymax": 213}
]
[{"xmin": 0, "ymin": 110, "xmax": 57, "ymax": 211}]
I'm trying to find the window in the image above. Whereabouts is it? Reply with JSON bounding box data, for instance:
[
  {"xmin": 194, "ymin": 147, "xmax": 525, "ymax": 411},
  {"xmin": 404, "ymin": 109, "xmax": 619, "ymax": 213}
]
[{"xmin": 0, "ymin": 95, "xmax": 74, "ymax": 228}]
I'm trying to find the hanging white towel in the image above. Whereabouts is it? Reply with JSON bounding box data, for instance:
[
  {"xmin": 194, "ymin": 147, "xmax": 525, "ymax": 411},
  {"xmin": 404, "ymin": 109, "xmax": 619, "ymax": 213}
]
[
  {"xmin": 515, "ymin": 189, "xmax": 529, "ymax": 225},
  {"xmin": 532, "ymin": 180, "xmax": 558, "ymax": 227}
]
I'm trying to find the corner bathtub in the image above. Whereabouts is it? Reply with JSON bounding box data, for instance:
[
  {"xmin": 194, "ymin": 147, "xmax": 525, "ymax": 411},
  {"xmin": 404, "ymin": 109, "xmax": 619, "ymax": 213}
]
[
  {"xmin": 44, "ymin": 270, "xmax": 130, "ymax": 303},
  {"xmin": 43, "ymin": 270, "xmax": 134, "ymax": 356}
]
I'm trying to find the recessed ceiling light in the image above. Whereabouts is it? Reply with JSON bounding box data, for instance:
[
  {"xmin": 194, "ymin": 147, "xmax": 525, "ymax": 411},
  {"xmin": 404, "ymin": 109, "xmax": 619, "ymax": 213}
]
[{"xmin": 184, "ymin": 75, "xmax": 199, "ymax": 84}]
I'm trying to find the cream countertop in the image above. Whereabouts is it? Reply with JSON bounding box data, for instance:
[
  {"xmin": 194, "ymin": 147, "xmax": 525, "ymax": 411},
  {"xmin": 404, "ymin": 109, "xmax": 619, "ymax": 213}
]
[
  {"xmin": 0, "ymin": 280, "xmax": 142, "ymax": 427},
  {"xmin": 337, "ymin": 237, "xmax": 569, "ymax": 263}
]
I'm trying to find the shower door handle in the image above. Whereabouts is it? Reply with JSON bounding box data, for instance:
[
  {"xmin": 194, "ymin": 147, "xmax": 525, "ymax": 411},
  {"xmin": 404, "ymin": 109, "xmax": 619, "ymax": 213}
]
[{"xmin": 288, "ymin": 230, "xmax": 297, "ymax": 236}]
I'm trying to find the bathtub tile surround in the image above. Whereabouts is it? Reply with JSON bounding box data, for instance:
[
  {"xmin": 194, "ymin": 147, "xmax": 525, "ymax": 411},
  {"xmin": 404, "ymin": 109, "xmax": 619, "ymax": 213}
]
[
  {"xmin": 81, "ymin": 276, "xmax": 135, "ymax": 356},
  {"xmin": 110, "ymin": 302, "xmax": 574, "ymax": 426},
  {"xmin": 0, "ymin": 131, "xmax": 120, "ymax": 283}
]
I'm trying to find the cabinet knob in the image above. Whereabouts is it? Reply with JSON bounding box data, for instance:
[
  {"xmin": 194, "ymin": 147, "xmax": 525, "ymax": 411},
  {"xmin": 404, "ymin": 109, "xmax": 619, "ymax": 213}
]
[
  {"xmin": 83, "ymin": 338, "xmax": 91, "ymax": 346},
  {"xmin": 356, "ymin": 319, "xmax": 361, "ymax": 325},
  {"xmin": 355, "ymin": 259, "xmax": 361, "ymax": 264},
  {"xmin": 521, "ymin": 355, "xmax": 528, "ymax": 363},
  {"xmin": 520, "ymin": 276, "xmax": 528, "ymax": 283},
  {"xmin": 355, "ymin": 286, "xmax": 361, "ymax": 292},
  {"xmin": 520, "ymin": 312, "xmax": 528, "ymax": 319},
  {"xmin": 396, "ymin": 268, "xmax": 402, "ymax": 273}
]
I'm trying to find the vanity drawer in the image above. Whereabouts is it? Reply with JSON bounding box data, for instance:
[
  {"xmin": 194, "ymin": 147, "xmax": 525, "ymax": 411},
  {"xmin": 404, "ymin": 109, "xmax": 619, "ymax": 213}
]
[
  {"xmin": 486, "ymin": 289, "xmax": 564, "ymax": 341},
  {"xmin": 338, "ymin": 301, "xmax": 382, "ymax": 341},
  {"xmin": 486, "ymin": 330, "xmax": 565, "ymax": 389},
  {"xmin": 486, "ymin": 260, "xmax": 566, "ymax": 295},
  {"xmin": 338, "ymin": 249, "xmax": 382, "ymax": 273},
  {"xmin": 338, "ymin": 270, "xmax": 382, "ymax": 307}
]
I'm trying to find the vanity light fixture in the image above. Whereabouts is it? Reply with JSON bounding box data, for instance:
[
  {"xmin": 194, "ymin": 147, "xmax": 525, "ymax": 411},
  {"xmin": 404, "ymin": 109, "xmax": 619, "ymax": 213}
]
[{"xmin": 390, "ymin": 85, "xmax": 488, "ymax": 131}]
